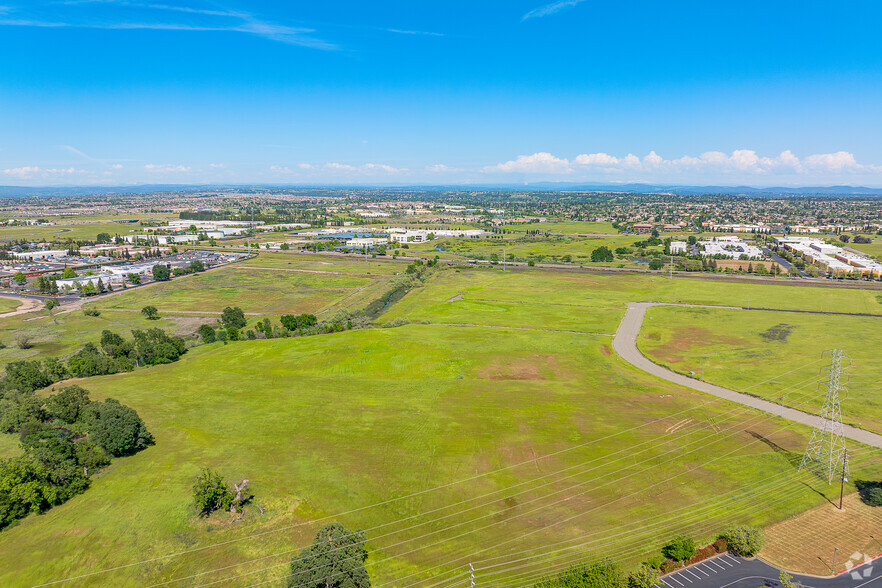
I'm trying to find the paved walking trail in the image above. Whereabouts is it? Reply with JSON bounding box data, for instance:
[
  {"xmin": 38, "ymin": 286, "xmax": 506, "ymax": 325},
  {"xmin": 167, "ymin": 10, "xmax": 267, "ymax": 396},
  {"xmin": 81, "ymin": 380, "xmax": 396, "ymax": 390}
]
[{"xmin": 612, "ymin": 302, "xmax": 882, "ymax": 449}]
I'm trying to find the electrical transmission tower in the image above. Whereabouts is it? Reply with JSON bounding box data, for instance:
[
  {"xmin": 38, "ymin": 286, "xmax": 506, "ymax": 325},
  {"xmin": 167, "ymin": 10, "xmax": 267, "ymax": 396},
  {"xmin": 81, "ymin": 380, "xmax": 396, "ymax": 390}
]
[{"xmin": 798, "ymin": 349, "xmax": 850, "ymax": 484}]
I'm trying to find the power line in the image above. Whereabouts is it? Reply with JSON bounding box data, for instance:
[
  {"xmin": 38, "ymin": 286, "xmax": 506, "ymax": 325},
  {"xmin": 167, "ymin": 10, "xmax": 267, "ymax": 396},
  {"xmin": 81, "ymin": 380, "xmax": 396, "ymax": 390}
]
[
  {"xmin": 148, "ymin": 373, "xmax": 828, "ymax": 588},
  {"xmin": 233, "ymin": 383, "xmax": 834, "ymax": 588}
]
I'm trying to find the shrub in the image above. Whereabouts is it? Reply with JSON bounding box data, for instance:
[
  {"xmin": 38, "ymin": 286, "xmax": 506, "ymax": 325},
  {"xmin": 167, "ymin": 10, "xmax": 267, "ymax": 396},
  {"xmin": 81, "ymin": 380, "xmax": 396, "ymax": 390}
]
[
  {"xmin": 15, "ymin": 334, "xmax": 31, "ymax": 350},
  {"xmin": 722, "ymin": 526, "xmax": 764, "ymax": 557},
  {"xmin": 663, "ymin": 535, "xmax": 696, "ymax": 561},
  {"xmin": 643, "ymin": 555, "xmax": 665, "ymax": 569},
  {"xmin": 864, "ymin": 486, "xmax": 882, "ymax": 506},
  {"xmin": 629, "ymin": 564, "xmax": 660, "ymax": 588},
  {"xmin": 192, "ymin": 468, "xmax": 232, "ymax": 516},
  {"xmin": 660, "ymin": 559, "xmax": 681, "ymax": 574},
  {"xmin": 84, "ymin": 308, "xmax": 101, "ymax": 317},
  {"xmin": 534, "ymin": 560, "xmax": 627, "ymax": 588},
  {"xmin": 712, "ymin": 538, "xmax": 728, "ymax": 553},
  {"xmin": 141, "ymin": 305, "xmax": 160, "ymax": 320}
]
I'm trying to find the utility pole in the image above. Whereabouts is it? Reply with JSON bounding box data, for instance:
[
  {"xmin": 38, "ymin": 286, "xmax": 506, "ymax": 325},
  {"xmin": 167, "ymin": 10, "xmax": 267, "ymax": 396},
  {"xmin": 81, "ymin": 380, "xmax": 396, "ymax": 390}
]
[
  {"xmin": 839, "ymin": 449, "xmax": 849, "ymax": 510},
  {"xmin": 469, "ymin": 563, "xmax": 475, "ymax": 588}
]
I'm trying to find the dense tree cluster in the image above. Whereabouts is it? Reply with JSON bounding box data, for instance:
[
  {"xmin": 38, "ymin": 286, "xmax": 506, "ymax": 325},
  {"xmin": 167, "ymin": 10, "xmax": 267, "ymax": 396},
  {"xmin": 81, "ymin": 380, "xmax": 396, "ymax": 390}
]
[
  {"xmin": 0, "ymin": 385, "xmax": 151, "ymax": 529},
  {"xmin": 534, "ymin": 560, "xmax": 627, "ymax": 588},
  {"xmin": 0, "ymin": 328, "xmax": 187, "ymax": 392}
]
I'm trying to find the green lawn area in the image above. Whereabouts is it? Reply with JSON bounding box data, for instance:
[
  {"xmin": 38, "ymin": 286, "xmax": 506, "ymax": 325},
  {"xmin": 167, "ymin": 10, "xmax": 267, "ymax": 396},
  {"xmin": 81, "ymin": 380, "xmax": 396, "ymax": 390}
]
[
  {"xmin": 499, "ymin": 221, "xmax": 619, "ymax": 234},
  {"xmin": 843, "ymin": 235, "xmax": 882, "ymax": 260},
  {"xmin": 0, "ymin": 297, "xmax": 21, "ymax": 314},
  {"xmin": 638, "ymin": 305, "xmax": 882, "ymax": 434},
  {"xmin": 2, "ymin": 325, "xmax": 875, "ymax": 587},
  {"xmin": 87, "ymin": 267, "xmax": 380, "ymax": 315}
]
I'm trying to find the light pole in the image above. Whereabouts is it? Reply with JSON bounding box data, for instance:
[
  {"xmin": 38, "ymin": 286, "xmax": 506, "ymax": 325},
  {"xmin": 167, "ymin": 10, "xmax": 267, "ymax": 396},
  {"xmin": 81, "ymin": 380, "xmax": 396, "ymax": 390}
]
[{"xmin": 832, "ymin": 547, "xmax": 840, "ymax": 575}]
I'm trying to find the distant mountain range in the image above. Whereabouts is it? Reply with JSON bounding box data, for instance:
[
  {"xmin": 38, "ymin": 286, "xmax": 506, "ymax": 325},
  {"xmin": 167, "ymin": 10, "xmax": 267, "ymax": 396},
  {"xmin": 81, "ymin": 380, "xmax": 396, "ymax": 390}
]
[{"xmin": 2, "ymin": 183, "xmax": 882, "ymax": 197}]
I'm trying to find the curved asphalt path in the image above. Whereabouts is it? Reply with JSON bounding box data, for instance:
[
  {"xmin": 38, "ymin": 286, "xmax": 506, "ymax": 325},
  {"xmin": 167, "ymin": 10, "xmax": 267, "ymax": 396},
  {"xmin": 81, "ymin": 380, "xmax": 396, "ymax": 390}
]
[
  {"xmin": 658, "ymin": 553, "xmax": 880, "ymax": 587},
  {"xmin": 612, "ymin": 302, "xmax": 882, "ymax": 449}
]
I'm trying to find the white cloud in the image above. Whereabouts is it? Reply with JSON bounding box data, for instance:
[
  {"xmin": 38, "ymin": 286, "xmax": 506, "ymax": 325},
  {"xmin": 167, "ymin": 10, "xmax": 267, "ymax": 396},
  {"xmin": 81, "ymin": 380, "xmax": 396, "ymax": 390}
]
[
  {"xmin": 269, "ymin": 165, "xmax": 292, "ymax": 173},
  {"xmin": 484, "ymin": 152, "xmax": 572, "ymax": 174},
  {"xmin": 427, "ymin": 164, "xmax": 464, "ymax": 173},
  {"xmin": 522, "ymin": 0, "xmax": 587, "ymax": 21},
  {"xmin": 488, "ymin": 149, "xmax": 882, "ymax": 180},
  {"xmin": 2, "ymin": 166, "xmax": 84, "ymax": 179},
  {"xmin": 2, "ymin": 166, "xmax": 41, "ymax": 179},
  {"xmin": 297, "ymin": 163, "xmax": 314, "ymax": 170},
  {"xmin": 110, "ymin": 163, "xmax": 124, "ymax": 169},
  {"xmin": 144, "ymin": 164, "xmax": 191, "ymax": 173},
  {"xmin": 208, "ymin": 163, "xmax": 225, "ymax": 169},
  {"xmin": 323, "ymin": 162, "xmax": 405, "ymax": 174}
]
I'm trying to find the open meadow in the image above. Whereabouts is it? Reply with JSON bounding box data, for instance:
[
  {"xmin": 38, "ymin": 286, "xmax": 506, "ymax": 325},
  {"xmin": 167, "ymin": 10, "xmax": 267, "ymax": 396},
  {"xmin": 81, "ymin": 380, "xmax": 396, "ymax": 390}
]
[
  {"xmin": 637, "ymin": 305, "xmax": 882, "ymax": 434},
  {"xmin": 2, "ymin": 324, "xmax": 878, "ymax": 587},
  {"xmin": 2, "ymin": 264, "xmax": 882, "ymax": 587}
]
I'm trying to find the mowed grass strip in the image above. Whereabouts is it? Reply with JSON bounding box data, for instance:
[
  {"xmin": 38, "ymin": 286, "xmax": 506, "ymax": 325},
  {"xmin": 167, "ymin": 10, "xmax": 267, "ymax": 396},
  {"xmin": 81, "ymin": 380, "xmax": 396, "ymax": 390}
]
[
  {"xmin": 638, "ymin": 305, "xmax": 882, "ymax": 434},
  {"xmin": 1, "ymin": 325, "xmax": 877, "ymax": 586},
  {"xmin": 90, "ymin": 267, "xmax": 377, "ymax": 314}
]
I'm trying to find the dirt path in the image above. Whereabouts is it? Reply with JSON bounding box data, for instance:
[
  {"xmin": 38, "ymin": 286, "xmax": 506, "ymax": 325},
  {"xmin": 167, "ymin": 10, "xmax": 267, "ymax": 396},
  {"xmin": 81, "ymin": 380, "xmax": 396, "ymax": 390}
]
[
  {"xmin": 92, "ymin": 308, "xmax": 262, "ymax": 316},
  {"xmin": 0, "ymin": 295, "xmax": 41, "ymax": 318},
  {"xmin": 612, "ymin": 302, "xmax": 882, "ymax": 448}
]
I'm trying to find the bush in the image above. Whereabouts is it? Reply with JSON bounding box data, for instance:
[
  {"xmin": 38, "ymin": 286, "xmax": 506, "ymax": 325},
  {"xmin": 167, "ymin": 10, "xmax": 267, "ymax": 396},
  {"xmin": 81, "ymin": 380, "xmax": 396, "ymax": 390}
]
[
  {"xmin": 713, "ymin": 538, "xmax": 728, "ymax": 553},
  {"xmin": 862, "ymin": 485, "xmax": 882, "ymax": 506},
  {"xmin": 141, "ymin": 305, "xmax": 160, "ymax": 320},
  {"xmin": 534, "ymin": 560, "xmax": 627, "ymax": 588},
  {"xmin": 643, "ymin": 555, "xmax": 665, "ymax": 569},
  {"xmin": 722, "ymin": 526, "xmax": 764, "ymax": 556},
  {"xmin": 629, "ymin": 564, "xmax": 660, "ymax": 588},
  {"xmin": 660, "ymin": 559, "xmax": 681, "ymax": 574},
  {"xmin": 663, "ymin": 535, "xmax": 696, "ymax": 561},
  {"xmin": 84, "ymin": 308, "xmax": 101, "ymax": 317},
  {"xmin": 192, "ymin": 468, "xmax": 232, "ymax": 516}
]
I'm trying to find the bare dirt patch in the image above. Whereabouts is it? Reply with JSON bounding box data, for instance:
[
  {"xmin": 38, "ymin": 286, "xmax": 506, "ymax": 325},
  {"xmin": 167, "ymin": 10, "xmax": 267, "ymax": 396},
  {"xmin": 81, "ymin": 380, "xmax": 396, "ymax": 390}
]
[
  {"xmin": 762, "ymin": 492, "xmax": 882, "ymax": 575},
  {"xmin": 447, "ymin": 294, "xmax": 464, "ymax": 302},
  {"xmin": 478, "ymin": 354, "xmax": 561, "ymax": 380},
  {"xmin": 651, "ymin": 326, "xmax": 751, "ymax": 364},
  {"xmin": 600, "ymin": 344, "xmax": 611, "ymax": 356}
]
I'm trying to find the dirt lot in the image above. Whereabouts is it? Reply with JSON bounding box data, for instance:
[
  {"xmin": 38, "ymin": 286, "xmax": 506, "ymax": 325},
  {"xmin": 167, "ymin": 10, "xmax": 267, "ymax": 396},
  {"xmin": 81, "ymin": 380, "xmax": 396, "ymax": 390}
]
[{"xmin": 762, "ymin": 492, "xmax": 882, "ymax": 575}]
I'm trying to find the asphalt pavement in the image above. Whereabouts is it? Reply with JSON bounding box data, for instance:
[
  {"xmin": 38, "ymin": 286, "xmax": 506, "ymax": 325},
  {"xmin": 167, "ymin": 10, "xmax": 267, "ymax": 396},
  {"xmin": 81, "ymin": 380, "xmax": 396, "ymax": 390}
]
[{"xmin": 657, "ymin": 553, "xmax": 880, "ymax": 587}]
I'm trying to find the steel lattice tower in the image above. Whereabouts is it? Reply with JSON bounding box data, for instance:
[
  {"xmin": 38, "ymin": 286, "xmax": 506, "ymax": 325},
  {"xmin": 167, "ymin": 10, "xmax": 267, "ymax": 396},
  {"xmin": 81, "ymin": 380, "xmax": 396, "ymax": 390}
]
[{"xmin": 798, "ymin": 349, "xmax": 850, "ymax": 484}]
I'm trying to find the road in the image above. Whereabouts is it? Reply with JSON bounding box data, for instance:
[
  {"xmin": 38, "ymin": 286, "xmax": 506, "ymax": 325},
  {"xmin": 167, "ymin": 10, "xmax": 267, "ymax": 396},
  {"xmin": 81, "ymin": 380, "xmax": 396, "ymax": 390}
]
[
  {"xmin": 612, "ymin": 302, "xmax": 882, "ymax": 449},
  {"xmin": 658, "ymin": 553, "xmax": 880, "ymax": 587}
]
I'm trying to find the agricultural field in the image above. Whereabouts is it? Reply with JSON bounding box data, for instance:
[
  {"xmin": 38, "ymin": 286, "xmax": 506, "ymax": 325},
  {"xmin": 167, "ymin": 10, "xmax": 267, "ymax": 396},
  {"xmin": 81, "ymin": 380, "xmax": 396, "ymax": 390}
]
[
  {"xmin": 0, "ymin": 218, "xmax": 174, "ymax": 243},
  {"xmin": 638, "ymin": 305, "xmax": 882, "ymax": 434},
  {"xmin": 2, "ymin": 324, "xmax": 878, "ymax": 587}
]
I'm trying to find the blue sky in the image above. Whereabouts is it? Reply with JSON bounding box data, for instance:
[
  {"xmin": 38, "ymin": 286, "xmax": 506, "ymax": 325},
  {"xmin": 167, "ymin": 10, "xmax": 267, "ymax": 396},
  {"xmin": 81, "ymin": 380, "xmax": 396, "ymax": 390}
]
[{"xmin": 2, "ymin": 0, "xmax": 882, "ymax": 186}]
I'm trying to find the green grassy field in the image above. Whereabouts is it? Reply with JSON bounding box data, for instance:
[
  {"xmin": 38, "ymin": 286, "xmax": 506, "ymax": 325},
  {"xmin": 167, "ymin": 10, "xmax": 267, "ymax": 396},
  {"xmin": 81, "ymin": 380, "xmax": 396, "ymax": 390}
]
[
  {"xmin": 499, "ymin": 221, "xmax": 619, "ymax": 234},
  {"xmin": 638, "ymin": 305, "xmax": 882, "ymax": 434},
  {"xmin": 0, "ymin": 221, "xmax": 156, "ymax": 243},
  {"xmin": 0, "ymin": 431, "xmax": 20, "ymax": 459},
  {"xmin": 404, "ymin": 234, "xmax": 661, "ymax": 267},
  {"xmin": 0, "ymin": 309, "xmax": 214, "ymax": 366},
  {"xmin": 1, "ymin": 324, "xmax": 874, "ymax": 587},
  {"xmin": 87, "ymin": 267, "xmax": 379, "ymax": 315},
  {"xmin": 0, "ymin": 297, "xmax": 21, "ymax": 314},
  {"xmin": 3, "ymin": 265, "xmax": 882, "ymax": 586}
]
